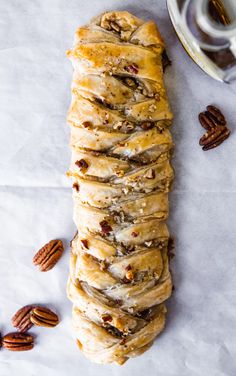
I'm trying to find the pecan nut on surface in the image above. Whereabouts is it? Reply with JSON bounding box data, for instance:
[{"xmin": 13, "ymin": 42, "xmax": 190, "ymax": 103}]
[
  {"xmin": 30, "ymin": 306, "xmax": 59, "ymax": 328},
  {"xmin": 198, "ymin": 105, "xmax": 230, "ymax": 151},
  {"xmin": 12, "ymin": 305, "xmax": 36, "ymax": 333},
  {"xmin": 2, "ymin": 332, "xmax": 34, "ymax": 351},
  {"xmin": 33, "ymin": 239, "xmax": 64, "ymax": 272}
]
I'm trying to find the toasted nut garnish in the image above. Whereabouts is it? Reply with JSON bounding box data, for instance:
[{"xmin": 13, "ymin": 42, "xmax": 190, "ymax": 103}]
[
  {"xmin": 75, "ymin": 159, "xmax": 89, "ymax": 171},
  {"xmin": 72, "ymin": 182, "xmax": 79, "ymax": 192},
  {"xmin": 101, "ymin": 314, "xmax": 112, "ymax": 323},
  {"xmin": 140, "ymin": 121, "xmax": 154, "ymax": 130},
  {"xmin": 2, "ymin": 332, "xmax": 34, "ymax": 351},
  {"xmin": 81, "ymin": 239, "xmax": 89, "ymax": 249},
  {"xmin": 124, "ymin": 63, "xmax": 139, "ymax": 74},
  {"xmin": 12, "ymin": 305, "xmax": 36, "ymax": 333},
  {"xmin": 82, "ymin": 121, "xmax": 92, "ymax": 128},
  {"xmin": 99, "ymin": 220, "xmax": 112, "ymax": 235},
  {"xmin": 33, "ymin": 239, "xmax": 64, "ymax": 272},
  {"xmin": 30, "ymin": 306, "xmax": 59, "ymax": 328}
]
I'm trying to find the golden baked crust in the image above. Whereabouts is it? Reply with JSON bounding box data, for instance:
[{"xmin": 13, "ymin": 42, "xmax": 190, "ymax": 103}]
[{"xmin": 67, "ymin": 10, "xmax": 173, "ymax": 364}]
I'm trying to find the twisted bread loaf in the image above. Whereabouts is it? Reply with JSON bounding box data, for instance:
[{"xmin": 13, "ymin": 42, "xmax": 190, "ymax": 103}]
[{"xmin": 67, "ymin": 10, "xmax": 174, "ymax": 364}]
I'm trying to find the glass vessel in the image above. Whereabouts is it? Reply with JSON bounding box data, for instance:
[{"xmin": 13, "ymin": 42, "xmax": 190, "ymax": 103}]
[{"xmin": 166, "ymin": 0, "xmax": 236, "ymax": 82}]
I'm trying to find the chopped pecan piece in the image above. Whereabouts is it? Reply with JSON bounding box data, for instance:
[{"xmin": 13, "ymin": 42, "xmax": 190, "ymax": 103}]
[
  {"xmin": 2, "ymin": 332, "xmax": 34, "ymax": 351},
  {"xmin": 12, "ymin": 305, "xmax": 36, "ymax": 333},
  {"xmin": 99, "ymin": 220, "xmax": 112, "ymax": 234},
  {"xmin": 30, "ymin": 306, "xmax": 59, "ymax": 328},
  {"xmin": 82, "ymin": 121, "xmax": 92, "ymax": 128},
  {"xmin": 140, "ymin": 121, "xmax": 154, "ymax": 130},
  {"xmin": 72, "ymin": 182, "xmax": 79, "ymax": 191},
  {"xmin": 101, "ymin": 314, "xmax": 112, "ymax": 323},
  {"xmin": 124, "ymin": 63, "xmax": 139, "ymax": 74},
  {"xmin": 75, "ymin": 159, "xmax": 89, "ymax": 171},
  {"xmin": 81, "ymin": 239, "xmax": 89, "ymax": 249},
  {"xmin": 33, "ymin": 239, "xmax": 64, "ymax": 272}
]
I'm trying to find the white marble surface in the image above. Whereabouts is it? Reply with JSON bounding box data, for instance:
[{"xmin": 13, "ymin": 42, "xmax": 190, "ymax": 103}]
[{"xmin": 0, "ymin": 1, "xmax": 236, "ymax": 375}]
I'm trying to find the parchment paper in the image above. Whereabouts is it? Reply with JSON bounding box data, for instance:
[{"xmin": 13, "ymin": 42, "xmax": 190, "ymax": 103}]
[{"xmin": 0, "ymin": 1, "xmax": 236, "ymax": 375}]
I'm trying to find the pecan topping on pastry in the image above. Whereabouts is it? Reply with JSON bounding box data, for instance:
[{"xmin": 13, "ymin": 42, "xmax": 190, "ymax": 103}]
[
  {"xmin": 81, "ymin": 239, "xmax": 89, "ymax": 249},
  {"xmin": 99, "ymin": 220, "xmax": 112, "ymax": 234},
  {"xmin": 75, "ymin": 159, "xmax": 89, "ymax": 171},
  {"xmin": 140, "ymin": 121, "xmax": 154, "ymax": 130},
  {"xmin": 73, "ymin": 182, "xmax": 79, "ymax": 191},
  {"xmin": 124, "ymin": 63, "xmax": 139, "ymax": 74}
]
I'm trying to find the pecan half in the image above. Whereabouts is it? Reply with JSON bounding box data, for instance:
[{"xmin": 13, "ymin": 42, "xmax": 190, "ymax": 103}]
[
  {"xmin": 12, "ymin": 305, "xmax": 36, "ymax": 333},
  {"xmin": 199, "ymin": 105, "xmax": 226, "ymax": 130},
  {"xmin": 207, "ymin": 105, "xmax": 226, "ymax": 126},
  {"xmin": 199, "ymin": 112, "xmax": 216, "ymax": 130},
  {"xmin": 198, "ymin": 105, "xmax": 230, "ymax": 150},
  {"xmin": 30, "ymin": 306, "xmax": 59, "ymax": 328},
  {"xmin": 2, "ymin": 332, "xmax": 34, "ymax": 351},
  {"xmin": 33, "ymin": 239, "xmax": 64, "ymax": 272},
  {"xmin": 199, "ymin": 125, "xmax": 230, "ymax": 150},
  {"xmin": 202, "ymin": 128, "xmax": 230, "ymax": 151}
]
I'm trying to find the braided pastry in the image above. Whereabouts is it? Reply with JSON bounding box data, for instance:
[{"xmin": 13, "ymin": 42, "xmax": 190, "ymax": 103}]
[{"xmin": 67, "ymin": 10, "xmax": 174, "ymax": 364}]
